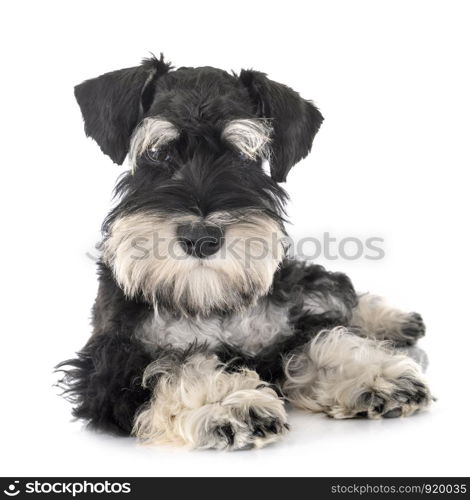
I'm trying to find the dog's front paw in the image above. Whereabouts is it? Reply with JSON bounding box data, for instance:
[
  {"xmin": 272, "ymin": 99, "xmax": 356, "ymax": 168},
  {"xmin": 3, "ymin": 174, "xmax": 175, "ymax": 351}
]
[
  {"xmin": 328, "ymin": 371, "xmax": 432, "ymax": 420},
  {"xmin": 399, "ymin": 312, "xmax": 426, "ymax": 345},
  {"xmin": 352, "ymin": 295, "xmax": 426, "ymax": 346},
  {"xmin": 194, "ymin": 389, "xmax": 289, "ymax": 450},
  {"xmin": 134, "ymin": 356, "xmax": 288, "ymax": 450}
]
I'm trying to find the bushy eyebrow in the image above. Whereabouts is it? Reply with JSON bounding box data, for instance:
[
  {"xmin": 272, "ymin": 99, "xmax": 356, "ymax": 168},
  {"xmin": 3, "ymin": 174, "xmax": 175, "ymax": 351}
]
[
  {"xmin": 222, "ymin": 119, "xmax": 272, "ymax": 160},
  {"xmin": 129, "ymin": 117, "xmax": 180, "ymax": 169}
]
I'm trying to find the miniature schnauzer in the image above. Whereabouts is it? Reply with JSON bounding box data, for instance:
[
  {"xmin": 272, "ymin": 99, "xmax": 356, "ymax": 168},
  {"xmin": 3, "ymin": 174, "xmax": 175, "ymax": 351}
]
[{"xmin": 58, "ymin": 55, "xmax": 431, "ymax": 450}]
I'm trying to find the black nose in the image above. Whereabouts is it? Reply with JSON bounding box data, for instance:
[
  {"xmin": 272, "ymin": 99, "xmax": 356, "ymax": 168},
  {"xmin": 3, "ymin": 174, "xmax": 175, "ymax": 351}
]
[{"xmin": 177, "ymin": 223, "xmax": 225, "ymax": 258}]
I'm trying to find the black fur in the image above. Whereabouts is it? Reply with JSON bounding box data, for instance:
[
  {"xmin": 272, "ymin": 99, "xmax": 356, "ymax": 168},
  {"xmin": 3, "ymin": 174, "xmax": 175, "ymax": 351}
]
[
  {"xmin": 239, "ymin": 69, "xmax": 323, "ymax": 181},
  {"xmin": 57, "ymin": 332, "xmax": 152, "ymax": 435},
  {"xmin": 74, "ymin": 54, "xmax": 172, "ymax": 164}
]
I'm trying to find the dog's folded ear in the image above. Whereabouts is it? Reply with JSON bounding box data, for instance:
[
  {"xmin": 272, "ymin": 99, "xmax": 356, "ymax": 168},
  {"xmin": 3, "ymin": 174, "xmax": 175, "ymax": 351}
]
[
  {"xmin": 239, "ymin": 70, "xmax": 323, "ymax": 182},
  {"xmin": 74, "ymin": 54, "xmax": 172, "ymax": 164}
]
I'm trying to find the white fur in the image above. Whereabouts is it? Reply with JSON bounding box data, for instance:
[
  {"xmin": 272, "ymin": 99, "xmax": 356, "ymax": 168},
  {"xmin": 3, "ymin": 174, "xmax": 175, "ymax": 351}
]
[
  {"xmin": 222, "ymin": 119, "xmax": 272, "ymax": 160},
  {"xmin": 128, "ymin": 117, "xmax": 180, "ymax": 169},
  {"xmin": 352, "ymin": 294, "xmax": 421, "ymax": 342},
  {"xmin": 102, "ymin": 211, "xmax": 286, "ymax": 315},
  {"xmin": 133, "ymin": 354, "xmax": 288, "ymax": 449},
  {"xmin": 283, "ymin": 327, "xmax": 432, "ymax": 419}
]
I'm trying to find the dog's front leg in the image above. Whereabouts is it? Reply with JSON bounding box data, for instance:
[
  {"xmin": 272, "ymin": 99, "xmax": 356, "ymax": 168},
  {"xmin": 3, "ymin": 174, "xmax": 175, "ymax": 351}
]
[
  {"xmin": 283, "ymin": 328, "xmax": 432, "ymax": 419},
  {"xmin": 351, "ymin": 294, "xmax": 426, "ymax": 346},
  {"xmin": 133, "ymin": 351, "xmax": 289, "ymax": 450}
]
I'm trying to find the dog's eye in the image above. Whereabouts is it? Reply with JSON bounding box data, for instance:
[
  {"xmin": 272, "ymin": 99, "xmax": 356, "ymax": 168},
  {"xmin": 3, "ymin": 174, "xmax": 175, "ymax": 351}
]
[{"xmin": 146, "ymin": 147, "xmax": 173, "ymax": 164}]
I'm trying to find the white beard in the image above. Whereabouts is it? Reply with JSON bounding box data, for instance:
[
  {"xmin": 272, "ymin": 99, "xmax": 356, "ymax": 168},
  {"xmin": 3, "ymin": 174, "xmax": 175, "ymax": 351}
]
[{"xmin": 102, "ymin": 211, "xmax": 286, "ymax": 315}]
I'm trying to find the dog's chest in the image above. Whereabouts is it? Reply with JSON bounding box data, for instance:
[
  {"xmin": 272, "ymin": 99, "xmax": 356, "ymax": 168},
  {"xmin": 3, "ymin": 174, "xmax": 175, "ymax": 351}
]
[{"xmin": 137, "ymin": 300, "xmax": 293, "ymax": 356}]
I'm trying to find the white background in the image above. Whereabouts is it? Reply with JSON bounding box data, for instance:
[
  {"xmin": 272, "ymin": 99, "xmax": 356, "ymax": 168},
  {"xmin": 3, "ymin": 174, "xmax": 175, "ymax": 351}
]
[{"xmin": 1, "ymin": 0, "xmax": 469, "ymax": 477}]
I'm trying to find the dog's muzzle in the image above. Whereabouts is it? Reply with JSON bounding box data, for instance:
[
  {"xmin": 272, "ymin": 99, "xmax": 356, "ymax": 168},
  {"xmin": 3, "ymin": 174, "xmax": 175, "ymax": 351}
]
[{"xmin": 102, "ymin": 211, "xmax": 286, "ymax": 315}]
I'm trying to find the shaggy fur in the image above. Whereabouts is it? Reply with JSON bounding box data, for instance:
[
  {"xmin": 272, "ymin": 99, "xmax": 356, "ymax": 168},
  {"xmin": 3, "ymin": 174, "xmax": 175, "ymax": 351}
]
[
  {"xmin": 134, "ymin": 352, "xmax": 288, "ymax": 450},
  {"xmin": 57, "ymin": 54, "xmax": 432, "ymax": 450},
  {"xmin": 102, "ymin": 211, "xmax": 285, "ymax": 316},
  {"xmin": 351, "ymin": 294, "xmax": 426, "ymax": 346},
  {"xmin": 284, "ymin": 327, "xmax": 431, "ymax": 419}
]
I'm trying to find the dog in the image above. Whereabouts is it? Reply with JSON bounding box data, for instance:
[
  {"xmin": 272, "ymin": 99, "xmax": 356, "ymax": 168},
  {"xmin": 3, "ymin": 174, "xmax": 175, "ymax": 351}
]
[{"xmin": 58, "ymin": 54, "xmax": 432, "ymax": 450}]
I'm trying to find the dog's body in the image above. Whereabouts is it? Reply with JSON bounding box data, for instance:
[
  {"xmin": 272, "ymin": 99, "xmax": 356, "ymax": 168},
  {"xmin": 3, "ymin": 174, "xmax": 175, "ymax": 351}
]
[{"xmin": 59, "ymin": 56, "xmax": 431, "ymax": 450}]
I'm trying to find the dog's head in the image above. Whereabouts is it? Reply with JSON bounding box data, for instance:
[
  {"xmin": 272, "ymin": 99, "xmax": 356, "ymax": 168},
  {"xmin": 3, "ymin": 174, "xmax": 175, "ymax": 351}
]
[{"xmin": 75, "ymin": 55, "xmax": 323, "ymax": 316}]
